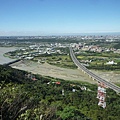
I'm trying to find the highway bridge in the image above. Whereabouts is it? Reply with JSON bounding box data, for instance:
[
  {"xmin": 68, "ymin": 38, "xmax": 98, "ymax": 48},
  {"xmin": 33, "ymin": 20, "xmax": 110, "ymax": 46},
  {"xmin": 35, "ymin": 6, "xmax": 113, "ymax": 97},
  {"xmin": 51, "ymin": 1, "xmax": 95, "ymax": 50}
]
[{"xmin": 69, "ymin": 47, "xmax": 120, "ymax": 93}]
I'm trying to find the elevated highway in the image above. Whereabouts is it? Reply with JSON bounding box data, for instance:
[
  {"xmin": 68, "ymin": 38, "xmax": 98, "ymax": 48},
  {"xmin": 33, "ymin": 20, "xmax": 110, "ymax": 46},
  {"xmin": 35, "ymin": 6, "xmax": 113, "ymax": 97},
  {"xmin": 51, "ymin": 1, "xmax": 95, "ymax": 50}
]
[{"xmin": 69, "ymin": 47, "xmax": 120, "ymax": 93}]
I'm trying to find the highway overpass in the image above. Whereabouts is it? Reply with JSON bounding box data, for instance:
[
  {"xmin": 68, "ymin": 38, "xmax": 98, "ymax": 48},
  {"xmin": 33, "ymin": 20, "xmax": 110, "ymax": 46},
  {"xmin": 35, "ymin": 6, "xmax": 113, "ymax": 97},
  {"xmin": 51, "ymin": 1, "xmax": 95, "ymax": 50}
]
[{"xmin": 69, "ymin": 47, "xmax": 120, "ymax": 93}]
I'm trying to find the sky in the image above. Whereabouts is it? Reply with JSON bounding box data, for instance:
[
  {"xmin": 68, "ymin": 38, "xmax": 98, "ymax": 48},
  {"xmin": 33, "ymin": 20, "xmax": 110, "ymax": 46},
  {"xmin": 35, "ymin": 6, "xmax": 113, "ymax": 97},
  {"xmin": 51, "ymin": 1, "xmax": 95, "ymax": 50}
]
[{"xmin": 0, "ymin": 0, "xmax": 120, "ymax": 36}]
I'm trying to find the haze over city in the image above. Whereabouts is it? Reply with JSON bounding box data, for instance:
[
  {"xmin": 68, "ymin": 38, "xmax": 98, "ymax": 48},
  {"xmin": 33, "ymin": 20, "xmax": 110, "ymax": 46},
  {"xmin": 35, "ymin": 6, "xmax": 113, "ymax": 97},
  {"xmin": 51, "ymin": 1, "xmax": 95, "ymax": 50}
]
[{"xmin": 0, "ymin": 0, "xmax": 120, "ymax": 36}]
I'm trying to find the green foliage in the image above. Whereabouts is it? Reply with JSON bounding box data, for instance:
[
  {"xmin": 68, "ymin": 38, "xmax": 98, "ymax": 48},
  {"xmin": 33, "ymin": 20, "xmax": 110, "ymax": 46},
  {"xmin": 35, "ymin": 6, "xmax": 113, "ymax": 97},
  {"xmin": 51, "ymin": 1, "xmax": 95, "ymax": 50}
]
[
  {"xmin": 34, "ymin": 54, "xmax": 77, "ymax": 69},
  {"xmin": 0, "ymin": 65, "xmax": 120, "ymax": 120},
  {"xmin": 114, "ymin": 42, "xmax": 120, "ymax": 49},
  {"xmin": 76, "ymin": 51, "xmax": 120, "ymax": 70},
  {"xmin": 57, "ymin": 106, "xmax": 91, "ymax": 120}
]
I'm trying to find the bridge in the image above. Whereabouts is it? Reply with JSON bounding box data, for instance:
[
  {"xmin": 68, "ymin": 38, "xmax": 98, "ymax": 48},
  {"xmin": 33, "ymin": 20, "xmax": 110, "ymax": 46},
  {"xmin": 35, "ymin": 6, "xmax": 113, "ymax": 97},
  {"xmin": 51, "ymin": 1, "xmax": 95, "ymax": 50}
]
[{"xmin": 69, "ymin": 47, "xmax": 120, "ymax": 93}]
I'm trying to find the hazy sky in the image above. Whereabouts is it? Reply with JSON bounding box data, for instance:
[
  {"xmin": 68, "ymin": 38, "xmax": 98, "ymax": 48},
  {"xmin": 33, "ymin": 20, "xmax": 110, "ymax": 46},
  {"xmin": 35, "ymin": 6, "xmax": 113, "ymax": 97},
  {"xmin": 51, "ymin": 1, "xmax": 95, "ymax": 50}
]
[{"xmin": 0, "ymin": 0, "xmax": 120, "ymax": 36}]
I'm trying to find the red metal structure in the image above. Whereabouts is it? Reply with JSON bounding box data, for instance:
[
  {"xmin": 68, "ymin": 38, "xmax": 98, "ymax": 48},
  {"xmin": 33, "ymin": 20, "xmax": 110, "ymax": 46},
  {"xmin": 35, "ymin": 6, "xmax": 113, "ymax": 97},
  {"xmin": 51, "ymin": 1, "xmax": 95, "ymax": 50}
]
[{"xmin": 97, "ymin": 82, "xmax": 106, "ymax": 108}]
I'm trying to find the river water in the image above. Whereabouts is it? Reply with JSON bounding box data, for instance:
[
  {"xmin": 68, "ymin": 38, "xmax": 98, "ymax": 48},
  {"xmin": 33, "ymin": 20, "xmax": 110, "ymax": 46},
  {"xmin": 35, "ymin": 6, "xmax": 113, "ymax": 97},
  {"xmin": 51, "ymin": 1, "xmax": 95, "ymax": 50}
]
[{"xmin": 0, "ymin": 47, "xmax": 17, "ymax": 65}]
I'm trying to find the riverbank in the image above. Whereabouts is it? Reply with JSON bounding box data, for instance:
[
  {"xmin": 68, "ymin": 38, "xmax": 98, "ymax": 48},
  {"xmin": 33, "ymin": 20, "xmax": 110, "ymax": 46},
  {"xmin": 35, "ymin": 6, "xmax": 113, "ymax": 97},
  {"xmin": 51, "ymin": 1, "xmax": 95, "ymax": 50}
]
[
  {"xmin": 10, "ymin": 60, "xmax": 120, "ymax": 84},
  {"xmin": 0, "ymin": 47, "xmax": 17, "ymax": 64},
  {"xmin": 10, "ymin": 60, "xmax": 96, "ymax": 83}
]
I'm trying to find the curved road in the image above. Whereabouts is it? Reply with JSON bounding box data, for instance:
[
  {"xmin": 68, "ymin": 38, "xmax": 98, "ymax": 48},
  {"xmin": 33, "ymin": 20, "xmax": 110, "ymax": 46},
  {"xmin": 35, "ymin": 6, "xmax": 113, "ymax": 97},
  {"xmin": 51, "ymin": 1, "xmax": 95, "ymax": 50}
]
[{"xmin": 69, "ymin": 47, "xmax": 120, "ymax": 93}]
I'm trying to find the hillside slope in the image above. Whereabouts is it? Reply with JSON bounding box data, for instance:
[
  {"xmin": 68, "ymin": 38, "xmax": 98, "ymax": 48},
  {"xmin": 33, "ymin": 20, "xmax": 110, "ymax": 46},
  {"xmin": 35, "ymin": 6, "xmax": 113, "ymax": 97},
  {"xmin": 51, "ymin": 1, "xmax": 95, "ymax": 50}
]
[{"xmin": 0, "ymin": 65, "xmax": 120, "ymax": 120}]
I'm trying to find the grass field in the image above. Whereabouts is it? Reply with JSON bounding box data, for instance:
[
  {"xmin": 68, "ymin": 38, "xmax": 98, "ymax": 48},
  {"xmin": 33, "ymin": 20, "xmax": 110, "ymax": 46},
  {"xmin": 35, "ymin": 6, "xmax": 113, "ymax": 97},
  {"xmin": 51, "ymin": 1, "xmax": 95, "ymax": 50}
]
[{"xmin": 33, "ymin": 54, "xmax": 77, "ymax": 69}]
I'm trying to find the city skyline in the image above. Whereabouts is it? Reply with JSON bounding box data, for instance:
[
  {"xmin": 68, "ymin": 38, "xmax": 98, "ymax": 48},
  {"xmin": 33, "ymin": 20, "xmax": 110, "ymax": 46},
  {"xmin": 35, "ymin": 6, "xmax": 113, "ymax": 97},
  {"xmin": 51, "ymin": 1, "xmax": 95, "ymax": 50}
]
[{"xmin": 0, "ymin": 0, "xmax": 120, "ymax": 36}]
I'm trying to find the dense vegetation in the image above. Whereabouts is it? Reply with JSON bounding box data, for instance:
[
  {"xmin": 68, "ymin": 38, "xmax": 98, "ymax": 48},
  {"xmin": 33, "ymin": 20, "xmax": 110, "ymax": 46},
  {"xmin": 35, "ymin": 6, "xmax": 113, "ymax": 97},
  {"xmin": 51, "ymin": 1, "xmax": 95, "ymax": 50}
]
[
  {"xmin": 114, "ymin": 42, "xmax": 120, "ymax": 49},
  {"xmin": 0, "ymin": 65, "xmax": 120, "ymax": 120}
]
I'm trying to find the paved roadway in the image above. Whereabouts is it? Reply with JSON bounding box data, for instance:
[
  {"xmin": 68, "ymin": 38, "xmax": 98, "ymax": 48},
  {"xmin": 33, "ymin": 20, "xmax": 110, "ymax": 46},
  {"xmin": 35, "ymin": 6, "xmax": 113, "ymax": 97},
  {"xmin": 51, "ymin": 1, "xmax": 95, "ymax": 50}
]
[{"xmin": 69, "ymin": 47, "xmax": 120, "ymax": 93}]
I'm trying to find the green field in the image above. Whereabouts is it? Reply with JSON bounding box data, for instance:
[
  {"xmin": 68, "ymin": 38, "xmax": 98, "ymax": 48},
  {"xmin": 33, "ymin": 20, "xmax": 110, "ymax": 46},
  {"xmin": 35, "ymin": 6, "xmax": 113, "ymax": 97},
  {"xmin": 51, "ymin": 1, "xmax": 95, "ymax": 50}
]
[
  {"xmin": 76, "ymin": 51, "xmax": 120, "ymax": 70},
  {"xmin": 33, "ymin": 54, "xmax": 77, "ymax": 69}
]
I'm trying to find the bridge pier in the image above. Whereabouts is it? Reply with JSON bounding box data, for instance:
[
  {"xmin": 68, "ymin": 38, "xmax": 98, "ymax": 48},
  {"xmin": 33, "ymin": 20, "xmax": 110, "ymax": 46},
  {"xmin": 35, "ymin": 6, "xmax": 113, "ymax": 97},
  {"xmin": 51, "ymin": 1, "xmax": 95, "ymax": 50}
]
[{"xmin": 70, "ymin": 47, "xmax": 120, "ymax": 93}]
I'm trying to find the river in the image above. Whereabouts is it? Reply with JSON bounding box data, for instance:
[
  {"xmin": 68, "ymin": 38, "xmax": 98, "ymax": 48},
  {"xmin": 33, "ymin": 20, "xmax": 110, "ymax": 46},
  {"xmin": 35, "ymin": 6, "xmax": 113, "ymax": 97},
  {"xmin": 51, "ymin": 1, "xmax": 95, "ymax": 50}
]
[{"xmin": 0, "ymin": 47, "xmax": 17, "ymax": 65}]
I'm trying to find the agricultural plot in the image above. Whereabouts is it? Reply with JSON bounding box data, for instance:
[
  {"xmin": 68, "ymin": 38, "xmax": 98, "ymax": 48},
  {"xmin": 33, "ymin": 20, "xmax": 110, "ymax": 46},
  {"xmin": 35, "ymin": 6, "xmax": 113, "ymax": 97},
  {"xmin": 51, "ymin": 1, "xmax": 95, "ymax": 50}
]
[
  {"xmin": 33, "ymin": 55, "xmax": 77, "ymax": 69},
  {"xmin": 76, "ymin": 51, "xmax": 120, "ymax": 70}
]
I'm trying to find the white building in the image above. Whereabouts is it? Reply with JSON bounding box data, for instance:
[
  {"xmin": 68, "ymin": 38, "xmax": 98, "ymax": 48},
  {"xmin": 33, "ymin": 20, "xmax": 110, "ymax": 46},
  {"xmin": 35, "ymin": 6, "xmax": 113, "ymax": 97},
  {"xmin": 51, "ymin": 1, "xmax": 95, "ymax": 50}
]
[{"xmin": 106, "ymin": 61, "xmax": 117, "ymax": 65}]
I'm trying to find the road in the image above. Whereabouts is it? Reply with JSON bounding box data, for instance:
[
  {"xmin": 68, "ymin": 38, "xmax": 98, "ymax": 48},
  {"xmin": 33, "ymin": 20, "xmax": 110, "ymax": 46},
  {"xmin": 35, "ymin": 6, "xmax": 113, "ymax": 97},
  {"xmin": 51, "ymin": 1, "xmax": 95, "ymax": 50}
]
[{"xmin": 69, "ymin": 47, "xmax": 120, "ymax": 93}]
